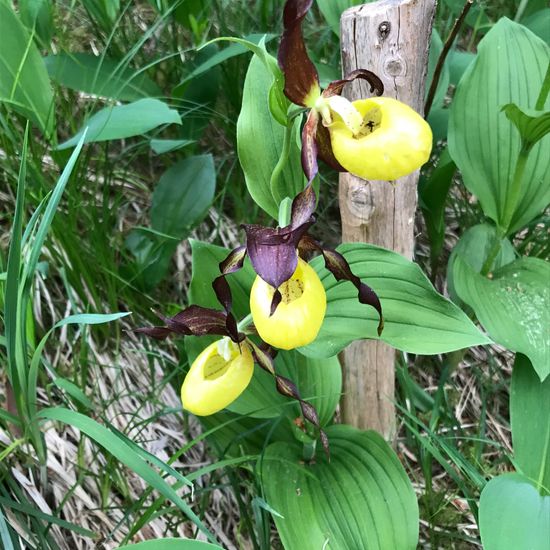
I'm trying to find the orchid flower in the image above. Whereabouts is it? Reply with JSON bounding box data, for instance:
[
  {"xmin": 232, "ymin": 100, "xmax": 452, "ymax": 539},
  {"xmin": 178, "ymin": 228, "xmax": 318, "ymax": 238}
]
[
  {"xmin": 214, "ymin": 183, "xmax": 383, "ymax": 351},
  {"xmin": 135, "ymin": 297, "xmax": 330, "ymax": 454},
  {"xmin": 279, "ymin": 0, "xmax": 432, "ymax": 182}
]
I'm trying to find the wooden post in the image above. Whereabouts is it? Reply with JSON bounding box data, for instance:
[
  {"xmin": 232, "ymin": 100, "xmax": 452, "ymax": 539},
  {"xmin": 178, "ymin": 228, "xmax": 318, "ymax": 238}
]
[{"xmin": 339, "ymin": 0, "xmax": 435, "ymax": 438}]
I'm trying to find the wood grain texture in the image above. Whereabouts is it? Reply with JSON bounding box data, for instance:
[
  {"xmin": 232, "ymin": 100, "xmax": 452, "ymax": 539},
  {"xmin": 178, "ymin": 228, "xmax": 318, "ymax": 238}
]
[{"xmin": 339, "ymin": 0, "xmax": 435, "ymax": 438}]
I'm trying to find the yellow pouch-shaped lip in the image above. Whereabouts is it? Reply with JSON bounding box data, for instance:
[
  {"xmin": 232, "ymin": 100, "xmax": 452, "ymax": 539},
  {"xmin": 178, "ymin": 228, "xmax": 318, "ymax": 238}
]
[
  {"xmin": 181, "ymin": 339, "xmax": 254, "ymax": 416},
  {"xmin": 328, "ymin": 96, "xmax": 432, "ymax": 181},
  {"xmin": 250, "ymin": 258, "xmax": 327, "ymax": 350}
]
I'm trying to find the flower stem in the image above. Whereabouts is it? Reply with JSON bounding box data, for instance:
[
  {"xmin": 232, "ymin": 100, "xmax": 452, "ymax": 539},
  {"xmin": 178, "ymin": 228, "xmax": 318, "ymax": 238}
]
[
  {"xmin": 270, "ymin": 121, "xmax": 293, "ymax": 209},
  {"xmin": 480, "ymin": 145, "xmax": 530, "ymax": 275},
  {"xmin": 237, "ymin": 313, "xmax": 254, "ymax": 332}
]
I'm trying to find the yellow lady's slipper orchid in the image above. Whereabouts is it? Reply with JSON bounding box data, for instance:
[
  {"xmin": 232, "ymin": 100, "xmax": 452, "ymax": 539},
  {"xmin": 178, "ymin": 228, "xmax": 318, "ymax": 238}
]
[
  {"xmin": 181, "ymin": 339, "xmax": 254, "ymax": 416},
  {"xmin": 250, "ymin": 258, "xmax": 326, "ymax": 350},
  {"xmin": 326, "ymin": 96, "xmax": 433, "ymax": 181}
]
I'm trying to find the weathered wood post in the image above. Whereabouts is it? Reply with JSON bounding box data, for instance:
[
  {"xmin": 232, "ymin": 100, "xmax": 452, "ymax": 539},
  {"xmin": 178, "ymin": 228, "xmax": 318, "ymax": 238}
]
[{"xmin": 339, "ymin": 0, "xmax": 436, "ymax": 438}]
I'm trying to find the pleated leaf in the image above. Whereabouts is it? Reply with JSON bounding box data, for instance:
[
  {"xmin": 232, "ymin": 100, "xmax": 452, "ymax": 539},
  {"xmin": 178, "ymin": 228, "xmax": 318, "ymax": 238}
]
[
  {"xmin": 479, "ymin": 473, "xmax": 550, "ymax": 550},
  {"xmin": 511, "ymin": 354, "xmax": 550, "ymax": 494},
  {"xmin": 262, "ymin": 424, "xmax": 419, "ymax": 549},
  {"xmin": 453, "ymin": 256, "xmax": 550, "ymax": 380},
  {"xmin": 301, "ymin": 243, "xmax": 490, "ymax": 358},
  {"xmin": 237, "ymin": 53, "xmax": 305, "ymax": 219},
  {"xmin": 448, "ymin": 18, "xmax": 550, "ymax": 233}
]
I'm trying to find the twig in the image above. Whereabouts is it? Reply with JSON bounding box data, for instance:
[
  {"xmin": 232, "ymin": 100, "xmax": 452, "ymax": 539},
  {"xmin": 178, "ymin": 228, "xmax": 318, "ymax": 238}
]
[{"xmin": 425, "ymin": 0, "xmax": 475, "ymax": 117}]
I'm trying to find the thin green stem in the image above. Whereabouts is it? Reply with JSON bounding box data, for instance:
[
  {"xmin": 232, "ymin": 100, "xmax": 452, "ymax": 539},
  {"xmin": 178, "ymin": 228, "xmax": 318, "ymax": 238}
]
[
  {"xmin": 237, "ymin": 313, "xmax": 254, "ymax": 332},
  {"xmin": 535, "ymin": 61, "xmax": 550, "ymax": 111},
  {"xmin": 270, "ymin": 121, "xmax": 293, "ymax": 209},
  {"xmin": 480, "ymin": 145, "xmax": 530, "ymax": 275}
]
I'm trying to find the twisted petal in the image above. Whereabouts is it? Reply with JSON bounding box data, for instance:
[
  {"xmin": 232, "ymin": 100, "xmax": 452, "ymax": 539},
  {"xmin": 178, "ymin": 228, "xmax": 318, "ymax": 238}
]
[
  {"xmin": 323, "ymin": 69, "xmax": 384, "ymax": 98},
  {"xmin": 278, "ymin": 0, "xmax": 320, "ymax": 107},
  {"xmin": 299, "ymin": 235, "xmax": 384, "ymax": 335},
  {"xmin": 135, "ymin": 305, "xmax": 244, "ymax": 343}
]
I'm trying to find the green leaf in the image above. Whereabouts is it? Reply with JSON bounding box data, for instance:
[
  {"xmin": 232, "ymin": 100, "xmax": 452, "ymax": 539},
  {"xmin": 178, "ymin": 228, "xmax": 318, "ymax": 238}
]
[
  {"xmin": 125, "ymin": 155, "xmax": 215, "ymax": 289},
  {"xmin": 261, "ymin": 424, "xmax": 419, "ymax": 549},
  {"xmin": 38, "ymin": 407, "xmax": 217, "ymax": 544},
  {"xmin": 479, "ymin": 473, "xmax": 550, "ymax": 550},
  {"xmin": 187, "ymin": 241, "xmax": 341, "ymax": 424},
  {"xmin": 44, "ymin": 53, "xmax": 162, "ymax": 101},
  {"xmin": 511, "ymin": 354, "xmax": 550, "ymax": 495},
  {"xmin": 316, "ymin": 0, "xmax": 363, "ymax": 36},
  {"xmin": 237, "ymin": 53, "xmax": 305, "ymax": 219},
  {"xmin": 523, "ymin": 9, "xmax": 550, "ymax": 44},
  {"xmin": 302, "ymin": 243, "xmax": 490, "ymax": 358},
  {"xmin": 0, "ymin": 1, "xmax": 54, "ymax": 135},
  {"xmin": 453, "ymin": 256, "xmax": 550, "ymax": 380},
  {"xmin": 117, "ymin": 539, "xmax": 224, "ymax": 550},
  {"xmin": 447, "ymin": 49, "xmax": 475, "ymax": 87},
  {"xmin": 502, "ymin": 103, "xmax": 550, "ymax": 149},
  {"xmin": 448, "ymin": 18, "xmax": 550, "ymax": 233},
  {"xmin": 19, "ymin": 0, "xmax": 53, "ymax": 46},
  {"xmin": 151, "ymin": 155, "xmax": 216, "ymax": 238},
  {"xmin": 150, "ymin": 138, "xmax": 195, "ymax": 154},
  {"xmin": 447, "ymin": 223, "xmax": 516, "ymax": 304},
  {"xmin": 58, "ymin": 98, "xmax": 181, "ymax": 149},
  {"xmin": 0, "ymin": 507, "xmax": 15, "ymax": 550},
  {"xmin": 419, "ymin": 148, "xmax": 456, "ymax": 264}
]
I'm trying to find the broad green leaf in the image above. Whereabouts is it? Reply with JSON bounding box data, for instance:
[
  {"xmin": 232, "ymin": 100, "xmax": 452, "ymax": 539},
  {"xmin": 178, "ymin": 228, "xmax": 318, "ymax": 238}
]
[
  {"xmin": 151, "ymin": 155, "xmax": 215, "ymax": 238},
  {"xmin": 419, "ymin": 148, "xmax": 456, "ymax": 264},
  {"xmin": 448, "ymin": 19, "xmax": 550, "ymax": 233},
  {"xmin": 262, "ymin": 424, "xmax": 419, "ymax": 549},
  {"xmin": 45, "ymin": 53, "xmax": 162, "ymax": 101},
  {"xmin": 453, "ymin": 256, "xmax": 550, "ymax": 380},
  {"xmin": 519, "ymin": 0, "xmax": 548, "ymax": 20},
  {"xmin": 447, "ymin": 50, "xmax": 475, "ymax": 87},
  {"xmin": 58, "ymin": 98, "xmax": 181, "ymax": 149},
  {"xmin": 426, "ymin": 29, "xmax": 450, "ymax": 110},
  {"xmin": 201, "ymin": 409, "xmax": 295, "ymax": 457},
  {"xmin": 502, "ymin": 103, "xmax": 550, "ymax": 149},
  {"xmin": 523, "ymin": 9, "xmax": 550, "ymax": 44},
  {"xmin": 237, "ymin": 54, "xmax": 305, "ymax": 219},
  {"xmin": 117, "ymin": 540, "xmax": 224, "ymax": 550},
  {"xmin": 187, "ymin": 241, "xmax": 341, "ymax": 424},
  {"xmin": 38, "ymin": 407, "xmax": 217, "ymax": 544},
  {"xmin": 19, "ymin": 0, "xmax": 53, "ymax": 45},
  {"xmin": 479, "ymin": 473, "xmax": 550, "ymax": 550},
  {"xmin": 302, "ymin": 243, "xmax": 490, "ymax": 358},
  {"xmin": 447, "ymin": 223, "xmax": 516, "ymax": 304},
  {"xmin": 150, "ymin": 138, "xmax": 195, "ymax": 154},
  {"xmin": 0, "ymin": 1, "xmax": 54, "ymax": 135},
  {"xmin": 316, "ymin": 0, "xmax": 364, "ymax": 36},
  {"xmin": 511, "ymin": 354, "xmax": 550, "ymax": 495},
  {"xmin": 125, "ymin": 155, "xmax": 215, "ymax": 289}
]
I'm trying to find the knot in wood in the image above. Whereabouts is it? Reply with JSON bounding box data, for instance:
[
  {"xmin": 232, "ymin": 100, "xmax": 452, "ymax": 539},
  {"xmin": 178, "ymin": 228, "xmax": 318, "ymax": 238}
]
[
  {"xmin": 347, "ymin": 183, "xmax": 374, "ymax": 222},
  {"xmin": 384, "ymin": 56, "xmax": 406, "ymax": 78},
  {"xmin": 378, "ymin": 21, "xmax": 391, "ymax": 39}
]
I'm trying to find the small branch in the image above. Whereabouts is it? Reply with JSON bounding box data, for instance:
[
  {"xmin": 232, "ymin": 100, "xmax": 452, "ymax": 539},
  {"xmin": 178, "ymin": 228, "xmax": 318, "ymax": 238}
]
[{"xmin": 424, "ymin": 0, "xmax": 474, "ymax": 117}]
